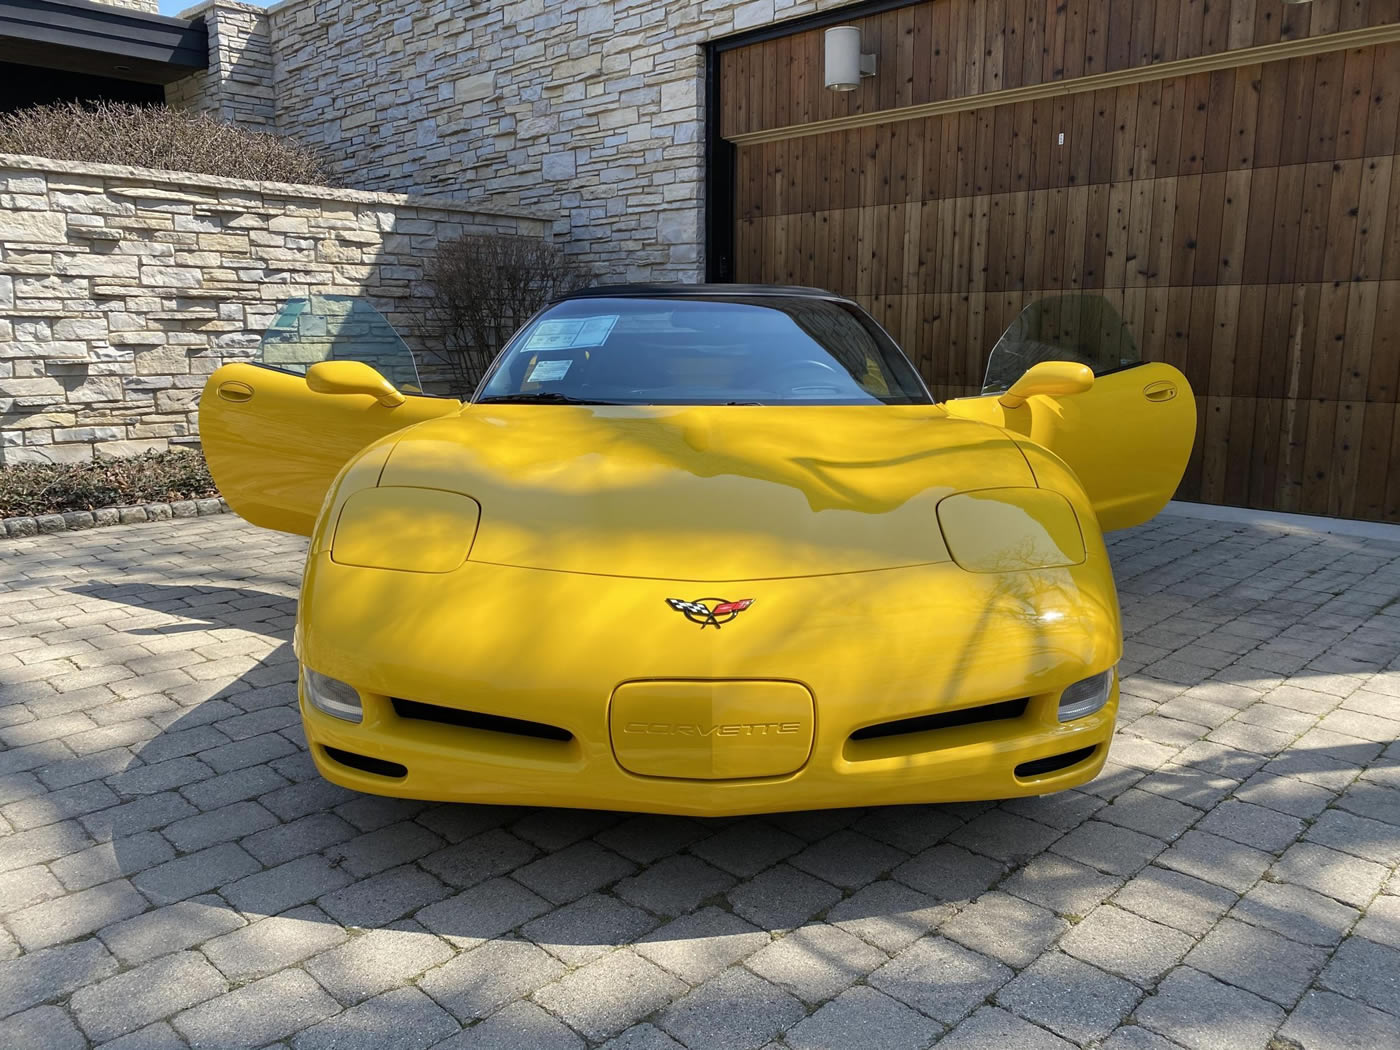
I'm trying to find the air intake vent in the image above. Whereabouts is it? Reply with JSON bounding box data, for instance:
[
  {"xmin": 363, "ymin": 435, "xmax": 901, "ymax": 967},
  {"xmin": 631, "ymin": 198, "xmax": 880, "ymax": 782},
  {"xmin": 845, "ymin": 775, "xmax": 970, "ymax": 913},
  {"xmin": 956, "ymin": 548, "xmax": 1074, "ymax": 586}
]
[
  {"xmin": 1015, "ymin": 745, "xmax": 1097, "ymax": 779},
  {"xmin": 850, "ymin": 697, "xmax": 1028, "ymax": 741},
  {"xmin": 323, "ymin": 746, "xmax": 407, "ymax": 779},
  {"xmin": 392, "ymin": 698, "xmax": 572, "ymax": 742}
]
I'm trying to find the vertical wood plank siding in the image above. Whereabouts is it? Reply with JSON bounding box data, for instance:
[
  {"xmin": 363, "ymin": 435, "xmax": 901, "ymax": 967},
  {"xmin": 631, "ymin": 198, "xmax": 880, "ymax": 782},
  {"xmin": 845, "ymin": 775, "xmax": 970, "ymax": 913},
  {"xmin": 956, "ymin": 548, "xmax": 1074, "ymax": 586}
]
[{"xmin": 722, "ymin": 0, "xmax": 1400, "ymax": 521}]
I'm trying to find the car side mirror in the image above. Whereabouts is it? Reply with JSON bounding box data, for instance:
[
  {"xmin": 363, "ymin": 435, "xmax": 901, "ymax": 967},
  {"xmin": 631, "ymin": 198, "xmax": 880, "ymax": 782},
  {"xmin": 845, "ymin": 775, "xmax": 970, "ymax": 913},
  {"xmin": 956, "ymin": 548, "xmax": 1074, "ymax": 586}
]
[
  {"xmin": 306, "ymin": 360, "xmax": 406, "ymax": 407},
  {"xmin": 998, "ymin": 361, "xmax": 1095, "ymax": 409}
]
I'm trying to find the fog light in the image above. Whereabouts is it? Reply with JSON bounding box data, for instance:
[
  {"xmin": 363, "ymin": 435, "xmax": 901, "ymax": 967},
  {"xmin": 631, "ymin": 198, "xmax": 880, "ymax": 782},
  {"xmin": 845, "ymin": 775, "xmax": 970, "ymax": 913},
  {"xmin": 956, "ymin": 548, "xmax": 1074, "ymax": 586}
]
[
  {"xmin": 1058, "ymin": 668, "xmax": 1114, "ymax": 722},
  {"xmin": 303, "ymin": 667, "xmax": 363, "ymax": 723}
]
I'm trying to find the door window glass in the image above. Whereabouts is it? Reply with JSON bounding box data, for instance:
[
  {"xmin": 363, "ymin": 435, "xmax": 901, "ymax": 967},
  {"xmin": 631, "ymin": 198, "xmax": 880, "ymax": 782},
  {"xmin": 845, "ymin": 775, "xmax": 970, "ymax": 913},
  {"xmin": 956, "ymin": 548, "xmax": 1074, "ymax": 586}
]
[
  {"xmin": 982, "ymin": 294, "xmax": 1141, "ymax": 394},
  {"xmin": 258, "ymin": 294, "xmax": 422, "ymax": 391}
]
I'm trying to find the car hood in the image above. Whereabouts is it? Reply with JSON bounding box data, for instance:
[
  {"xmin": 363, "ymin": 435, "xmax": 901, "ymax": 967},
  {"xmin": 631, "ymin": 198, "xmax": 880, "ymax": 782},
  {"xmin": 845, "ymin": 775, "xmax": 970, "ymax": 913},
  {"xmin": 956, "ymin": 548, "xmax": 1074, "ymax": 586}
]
[{"xmin": 376, "ymin": 404, "xmax": 1036, "ymax": 581}]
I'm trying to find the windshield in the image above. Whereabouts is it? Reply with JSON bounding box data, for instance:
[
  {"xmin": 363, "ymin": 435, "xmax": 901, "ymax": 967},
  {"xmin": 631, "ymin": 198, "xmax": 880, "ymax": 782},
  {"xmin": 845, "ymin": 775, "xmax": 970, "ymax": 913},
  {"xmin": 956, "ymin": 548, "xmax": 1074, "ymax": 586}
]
[{"xmin": 475, "ymin": 295, "xmax": 932, "ymax": 406}]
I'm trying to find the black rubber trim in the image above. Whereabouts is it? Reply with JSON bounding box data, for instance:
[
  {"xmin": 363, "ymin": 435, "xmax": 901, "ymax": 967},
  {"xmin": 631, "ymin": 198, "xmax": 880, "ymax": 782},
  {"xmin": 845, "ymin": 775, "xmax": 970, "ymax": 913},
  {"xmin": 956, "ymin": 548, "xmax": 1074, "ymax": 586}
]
[
  {"xmin": 1015, "ymin": 746, "xmax": 1097, "ymax": 779},
  {"xmin": 850, "ymin": 697, "xmax": 1029, "ymax": 741},
  {"xmin": 323, "ymin": 746, "xmax": 407, "ymax": 779},
  {"xmin": 392, "ymin": 698, "xmax": 573, "ymax": 742}
]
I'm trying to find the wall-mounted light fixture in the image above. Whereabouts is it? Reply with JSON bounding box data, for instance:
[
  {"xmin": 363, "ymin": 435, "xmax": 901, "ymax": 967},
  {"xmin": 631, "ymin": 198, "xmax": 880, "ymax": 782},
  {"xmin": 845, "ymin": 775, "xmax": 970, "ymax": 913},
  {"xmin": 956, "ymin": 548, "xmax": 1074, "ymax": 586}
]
[{"xmin": 824, "ymin": 26, "xmax": 876, "ymax": 92}]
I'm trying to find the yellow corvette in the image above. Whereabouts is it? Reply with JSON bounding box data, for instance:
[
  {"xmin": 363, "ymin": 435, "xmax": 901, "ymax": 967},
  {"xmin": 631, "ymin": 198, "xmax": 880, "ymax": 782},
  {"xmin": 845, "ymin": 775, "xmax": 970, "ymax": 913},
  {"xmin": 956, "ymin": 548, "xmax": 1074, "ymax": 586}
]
[{"xmin": 199, "ymin": 286, "xmax": 1194, "ymax": 816}]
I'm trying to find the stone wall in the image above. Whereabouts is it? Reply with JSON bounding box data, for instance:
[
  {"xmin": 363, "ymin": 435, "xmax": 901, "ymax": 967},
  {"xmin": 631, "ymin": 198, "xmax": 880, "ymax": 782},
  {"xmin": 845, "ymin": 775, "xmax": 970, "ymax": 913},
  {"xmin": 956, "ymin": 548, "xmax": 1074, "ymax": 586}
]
[
  {"xmin": 168, "ymin": 0, "xmax": 863, "ymax": 281},
  {"xmin": 0, "ymin": 154, "xmax": 550, "ymax": 465},
  {"xmin": 165, "ymin": 2, "xmax": 276, "ymax": 130}
]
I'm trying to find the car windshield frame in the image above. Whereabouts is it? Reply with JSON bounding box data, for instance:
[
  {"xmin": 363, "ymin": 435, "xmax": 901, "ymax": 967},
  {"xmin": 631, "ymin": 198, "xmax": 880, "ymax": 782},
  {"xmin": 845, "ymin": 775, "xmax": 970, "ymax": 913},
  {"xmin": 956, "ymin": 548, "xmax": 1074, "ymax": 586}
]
[{"xmin": 472, "ymin": 293, "xmax": 934, "ymax": 407}]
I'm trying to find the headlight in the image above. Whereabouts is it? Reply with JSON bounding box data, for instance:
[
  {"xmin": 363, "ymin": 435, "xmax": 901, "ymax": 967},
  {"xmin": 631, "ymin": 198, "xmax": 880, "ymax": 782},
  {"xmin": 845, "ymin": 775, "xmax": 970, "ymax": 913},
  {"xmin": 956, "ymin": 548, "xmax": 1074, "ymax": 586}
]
[
  {"xmin": 1058, "ymin": 668, "xmax": 1115, "ymax": 722},
  {"xmin": 331, "ymin": 487, "xmax": 481, "ymax": 573},
  {"xmin": 936, "ymin": 488, "xmax": 1085, "ymax": 573},
  {"xmin": 303, "ymin": 667, "xmax": 363, "ymax": 723}
]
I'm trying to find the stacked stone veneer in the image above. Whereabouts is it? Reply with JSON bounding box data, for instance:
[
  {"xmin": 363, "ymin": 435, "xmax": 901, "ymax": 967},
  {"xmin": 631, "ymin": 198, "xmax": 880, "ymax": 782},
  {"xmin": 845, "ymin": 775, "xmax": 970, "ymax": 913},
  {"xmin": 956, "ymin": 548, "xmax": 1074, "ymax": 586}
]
[
  {"xmin": 0, "ymin": 154, "xmax": 549, "ymax": 465},
  {"xmin": 168, "ymin": 0, "xmax": 862, "ymax": 281}
]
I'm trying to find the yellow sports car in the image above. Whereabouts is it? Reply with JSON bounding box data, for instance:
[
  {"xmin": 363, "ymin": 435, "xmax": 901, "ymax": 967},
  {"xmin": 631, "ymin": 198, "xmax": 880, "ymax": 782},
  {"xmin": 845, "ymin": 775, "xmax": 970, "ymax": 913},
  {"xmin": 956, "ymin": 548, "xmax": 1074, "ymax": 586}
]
[{"xmin": 199, "ymin": 286, "xmax": 1195, "ymax": 816}]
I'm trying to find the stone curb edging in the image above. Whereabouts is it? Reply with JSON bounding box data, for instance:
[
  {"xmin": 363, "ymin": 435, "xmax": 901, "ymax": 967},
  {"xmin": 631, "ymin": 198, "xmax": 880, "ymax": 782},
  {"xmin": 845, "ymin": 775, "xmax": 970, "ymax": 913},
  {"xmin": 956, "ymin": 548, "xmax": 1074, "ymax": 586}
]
[{"xmin": 3, "ymin": 497, "xmax": 231, "ymax": 538}]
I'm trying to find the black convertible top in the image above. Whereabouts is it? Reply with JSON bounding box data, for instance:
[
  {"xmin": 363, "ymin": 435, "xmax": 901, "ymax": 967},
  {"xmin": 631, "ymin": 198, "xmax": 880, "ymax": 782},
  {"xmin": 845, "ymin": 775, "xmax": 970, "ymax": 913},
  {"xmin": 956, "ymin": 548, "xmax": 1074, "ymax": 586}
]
[{"xmin": 558, "ymin": 283, "xmax": 847, "ymax": 302}]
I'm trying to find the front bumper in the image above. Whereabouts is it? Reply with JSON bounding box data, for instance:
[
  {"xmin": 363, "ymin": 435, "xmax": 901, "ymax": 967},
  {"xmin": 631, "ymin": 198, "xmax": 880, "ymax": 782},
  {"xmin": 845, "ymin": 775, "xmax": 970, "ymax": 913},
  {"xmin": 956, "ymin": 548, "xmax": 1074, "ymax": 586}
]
[{"xmin": 296, "ymin": 554, "xmax": 1121, "ymax": 817}]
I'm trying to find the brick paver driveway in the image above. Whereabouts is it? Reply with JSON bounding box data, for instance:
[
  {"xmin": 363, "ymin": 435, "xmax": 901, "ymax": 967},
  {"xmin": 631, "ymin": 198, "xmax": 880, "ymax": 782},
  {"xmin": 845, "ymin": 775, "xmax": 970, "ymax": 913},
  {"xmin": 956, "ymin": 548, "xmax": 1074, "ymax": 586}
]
[{"xmin": 1, "ymin": 511, "xmax": 1398, "ymax": 1050}]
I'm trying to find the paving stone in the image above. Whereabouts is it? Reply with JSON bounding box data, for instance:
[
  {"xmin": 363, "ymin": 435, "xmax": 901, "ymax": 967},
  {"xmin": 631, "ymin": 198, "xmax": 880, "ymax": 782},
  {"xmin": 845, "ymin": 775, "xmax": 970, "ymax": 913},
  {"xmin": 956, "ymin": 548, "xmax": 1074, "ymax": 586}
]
[
  {"xmin": 327, "ymin": 820, "xmax": 446, "ymax": 878},
  {"xmin": 995, "ymin": 951, "xmax": 1141, "ymax": 1044},
  {"xmin": 305, "ymin": 921, "xmax": 454, "ymax": 1005},
  {"xmin": 633, "ymin": 905, "xmax": 768, "ymax": 982},
  {"xmin": 688, "ymin": 819, "xmax": 805, "ymax": 877},
  {"xmin": 1195, "ymin": 799, "xmax": 1305, "ymax": 853},
  {"xmin": 1233, "ymin": 771, "xmax": 1336, "ymax": 818},
  {"xmin": 1051, "ymin": 820, "xmax": 1165, "ymax": 875},
  {"xmin": 1277, "ymin": 989, "xmax": 1400, "ymax": 1050},
  {"xmin": 8, "ymin": 877, "xmax": 146, "ymax": 951},
  {"xmin": 130, "ymin": 841, "xmax": 261, "ymax": 904},
  {"xmin": 785, "ymin": 985, "xmax": 936, "ymax": 1050},
  {"xmin": 1094, "ymin": 787, "xmax": 1202, "ymax": 841},
  {"xmin": 51, "ymin": 831, "xmax": 175, "ymax": 891},
  {"xmin": 1334, "ymin": 779, "xmax": 1400, "ymax": 826},
  {"xmin": 413, "ymin": 876, "xmax": 549, "ymax": 948},
  {"xmin": 1111, "ymin": 866, "xmax": 1238, "ymax": 936},
  {"xmin": 173, "ymin": 969, "xmax": 340, "ymax": 1050},
  {"xmin": 0, "ymin": 937, "xmax": 118, "ymax": 1017},
  {"xmin": 891, "ymin": 843, "xmax": 1004, "ymax": 902},
  {"xmin": 292, "ymin": 986, "xmax": 458, "ymax": 1050},
  {"xmin": 656, "ymin": 966, "xmax": 805, "ymax": 1049},
  {"xmin": 999, "ymin": 852, "xmax": 1123, "ymax": 919},
  {"xmin": 99, "ymin": 894, "xmax": 247, "ymax": 964},
  {"xmin": 1271, "ymin": 841, "xmax": 1389, "ymax": 907},
  {"xmin": 788, "ymin": 828, "xmax": 910, "ymax": 887},
  {"xmin": 1099, "ymin": 1025, "xmax": 1183, "ymax": 1050},
  {"xmin": 941, "ymin": 891, "xmax": 1069, "ymax": 969},
  {"xmin": 162, "ymin": 799, "xmax": 278, "ymax": 852},
  {"xmin": 433, "ymin": 1000, "xmax": 583, "ymax": 1050},
  {"xmin": 5, "ymin": 1005, "xmax": 86, "ymax": 1050},
  {"xmin": 181, "ymin": 762, "xmax": 289, "ymax": 811},
  {"xmin": 1156, "ymin": 829, "xmax": 1274, "ymax": 894},
  {"xmin": 0, "ymin": 819, "xmax": 95, "ymax": 874},
  {"xmin": 2, "ymin": 779, "xmax": 119, "ymax": 830},
  {"xmin": 200, "ymin": 904, "xmax": 348, "ymax": 981},
  {"xmin": 826, "ymin": 879, "xmax": 955, "ymax": 952},
  {"xmin": 1229, "ymin": 880, "xmax": 1360, "ymax": 947},
  {"xmin": 1185, "ymin": 917, "xmax": 1327, "ymax": 1006},
  {"xmin": 418, "ymin": 828, "xmax": 537, "ymax": 889},
  {"xmin": 1059, "ymin": 905, "xmax": 1194, "ymax": 985},
  {"xmin": 936, "ymin": 1006, "xmax": 1076, "ymax": 1050},
  {"xmin": 512, "ymin": 840, "xmax": 636, "ymax": 904},
  {"xmin": 0, "ymin": 864, "xmax": 66, "ymax": 916},
  {"xmin": 418, "ymin": 937, "xmax": 565, "ymax": 1021},
  {"xmin": 1134, "ymin": 967, "xmax": 1284, "ymax": 1050},
  {"xmin": 746, "ymin": 922, "xmax": 887, "ymax": 1004},
  {"xmin": 70, "ymin": 949, "xmax": 227, "ymax": 1042},
  {"xmin": 522, "ymin": 892, "xmax": 659, "ymax": 968},
  {"xmin": 510, "ymin": 808, "xmax": 618, "ymax": 850},
  {"xmin": 726, "ymin": 863, "xmax": 843, "ymax": 929},
  {"xmin": 869, "ymin": 935, "xmax": 1011, "ymax": 1024},
  {"xmin": 1317, "ymin": 936, "xmax": 1400, "ymax": 1017},
  {"xmin": 1305, "ymin": 807, "xmax": 1400, "ymax": 866},
  {"xmin": 612, "ymin": 853, "xmax": 734, "ymax": 917},
  {"xmin": 239, "ymin": 811, "xmax": 358, "ymax": 867},
  {"xmin": 1354, "ymin": 892, "xmax": 1400, "ymax": 945},
  {"xmin": 533, "ymin": 949, "xmax": 687, "ymax": 1041}
]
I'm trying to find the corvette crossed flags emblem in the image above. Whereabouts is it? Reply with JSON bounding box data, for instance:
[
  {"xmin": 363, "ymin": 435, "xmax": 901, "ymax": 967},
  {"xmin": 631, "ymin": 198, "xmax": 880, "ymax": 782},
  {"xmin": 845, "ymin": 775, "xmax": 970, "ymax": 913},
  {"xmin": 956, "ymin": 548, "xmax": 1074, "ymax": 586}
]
[{"xmin": 665, "ymin": 597, "xmax": 755, "ymax": 629}]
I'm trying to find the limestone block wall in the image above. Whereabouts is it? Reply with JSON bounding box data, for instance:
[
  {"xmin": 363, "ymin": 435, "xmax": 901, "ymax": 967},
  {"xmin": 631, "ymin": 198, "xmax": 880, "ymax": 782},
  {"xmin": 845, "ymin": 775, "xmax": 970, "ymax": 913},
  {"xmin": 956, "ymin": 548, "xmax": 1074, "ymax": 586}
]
[
  {"xmin": 168, "ymin": 0, "xmax": 861, "ymax": 281},
  {"xmin": 165, "ymin": 1, "xmax": 276, "ymax": 130},
  {"xmin": 0, "ymin": 154, "xmax": 550, "ymax": 466}
]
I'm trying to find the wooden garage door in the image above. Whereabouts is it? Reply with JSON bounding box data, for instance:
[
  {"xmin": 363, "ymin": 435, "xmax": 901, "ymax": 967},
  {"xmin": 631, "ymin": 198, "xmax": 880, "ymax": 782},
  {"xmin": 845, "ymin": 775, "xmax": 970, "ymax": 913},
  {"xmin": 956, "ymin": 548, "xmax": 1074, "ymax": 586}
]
[{"xmin": 719, "ymin": 0, "xmax": 1400, "ymax": 523}]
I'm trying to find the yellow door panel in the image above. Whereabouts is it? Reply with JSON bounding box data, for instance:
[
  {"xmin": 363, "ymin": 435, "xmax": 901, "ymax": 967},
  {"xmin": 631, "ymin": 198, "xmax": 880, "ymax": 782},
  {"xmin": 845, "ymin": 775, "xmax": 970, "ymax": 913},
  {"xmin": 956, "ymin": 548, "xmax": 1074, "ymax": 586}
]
[
  {"xmin": 944, "ymin": 362, "xmax": 1196, "ymax": 531},
  {"xmin": 199, "ymin": 362, "xmax": 461, "ymax": 536}
]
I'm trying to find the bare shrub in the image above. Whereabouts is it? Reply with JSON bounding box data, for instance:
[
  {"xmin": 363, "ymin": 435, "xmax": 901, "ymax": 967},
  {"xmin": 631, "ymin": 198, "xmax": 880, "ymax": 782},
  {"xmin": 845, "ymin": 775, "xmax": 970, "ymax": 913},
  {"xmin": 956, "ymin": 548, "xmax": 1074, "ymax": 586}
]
[
  {"xmin": 0, "ymin": 449, "xmax": 216, "ymax": 517},
  {"xmin": 0, "ymin": 101, "xmax": 332, "ymax": 185},
  {"xmin": 424, "ymin": 234, "xmax": 591, "ymax": 394}
]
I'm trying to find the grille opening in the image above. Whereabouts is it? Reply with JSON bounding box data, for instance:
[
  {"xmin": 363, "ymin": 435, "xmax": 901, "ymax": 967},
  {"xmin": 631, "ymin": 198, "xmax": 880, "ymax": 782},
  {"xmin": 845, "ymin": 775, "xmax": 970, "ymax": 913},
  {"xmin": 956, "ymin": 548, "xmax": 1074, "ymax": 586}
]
[
  {"xmin": 850, "ymin": 697, "xmax": 1029, "ymax": 742},
  {"xmin": 392, "ymin": 698, "xmax": 573, "ymax": 742},
  {"xmin": 323, "ymin": 746, "xmax": 407, "ymax": 779},
  {"xmin": 1015, "ymin": 745, "xmax": 1097, "ymax": 779}
]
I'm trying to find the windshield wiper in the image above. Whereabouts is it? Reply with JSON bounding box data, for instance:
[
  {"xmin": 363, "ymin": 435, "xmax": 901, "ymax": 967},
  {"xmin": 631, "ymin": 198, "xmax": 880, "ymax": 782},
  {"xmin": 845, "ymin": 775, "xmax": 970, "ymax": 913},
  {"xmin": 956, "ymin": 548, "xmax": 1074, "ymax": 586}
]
[{"xmin": 477, "ymin": 392, "xmax": 622, "ymax": 405}]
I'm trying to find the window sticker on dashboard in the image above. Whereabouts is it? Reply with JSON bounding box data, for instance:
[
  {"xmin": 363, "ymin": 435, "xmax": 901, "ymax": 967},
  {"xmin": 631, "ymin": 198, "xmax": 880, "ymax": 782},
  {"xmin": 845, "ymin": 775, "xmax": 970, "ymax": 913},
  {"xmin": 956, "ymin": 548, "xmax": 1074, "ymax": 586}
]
[
  {"xmin": 524, "ymin": 315, "xmax": 618, "ymax": 351},
  {"xmin": 526, "ymin": 359, "xmax": 572, "ymax": 382}
]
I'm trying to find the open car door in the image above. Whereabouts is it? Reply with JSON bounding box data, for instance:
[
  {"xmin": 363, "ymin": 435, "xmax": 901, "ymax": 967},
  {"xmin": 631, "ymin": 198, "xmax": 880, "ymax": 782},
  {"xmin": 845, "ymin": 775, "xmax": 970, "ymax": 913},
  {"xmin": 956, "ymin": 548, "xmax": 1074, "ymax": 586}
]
[
  {"xmin": 944, "ymin": 295, "xmax": 1195, "ymax": 531},
  {"xmin": 199, "ymin": 295, "xmax": 461, "ymax": 535}
]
